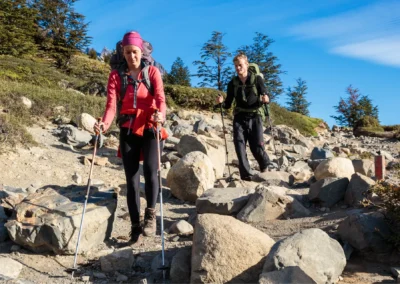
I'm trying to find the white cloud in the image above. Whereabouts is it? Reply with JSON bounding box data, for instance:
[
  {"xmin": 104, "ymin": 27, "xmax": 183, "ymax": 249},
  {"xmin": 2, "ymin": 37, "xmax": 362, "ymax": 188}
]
[
  {"xmin": 289, "ymin": 0, "xmax": 400, "ymax": 67},
  {"xmin": 332, "ymin": 36, "xmax": 400, "ymax": 67}
]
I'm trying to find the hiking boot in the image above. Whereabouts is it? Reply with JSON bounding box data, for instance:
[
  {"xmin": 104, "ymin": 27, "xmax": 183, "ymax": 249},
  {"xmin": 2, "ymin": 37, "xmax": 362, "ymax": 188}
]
[
  {"xmin": 241, "ymin": 175, "xmax": 253, "ymax": 181},
  {"xmin": 129, "ymin": 224, "xmax": 142, "ymax": 244},
  {"xmin": 143, "ymin": 208, "xmax": 157, "ymax": 237}
]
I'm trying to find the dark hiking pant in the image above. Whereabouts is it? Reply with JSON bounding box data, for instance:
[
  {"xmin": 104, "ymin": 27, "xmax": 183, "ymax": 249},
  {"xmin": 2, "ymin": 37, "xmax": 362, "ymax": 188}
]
[
  {"xmin": 119, "ymin": 127, "xmax": 163, "ymax": 226},
  {"xmin": 233, "ymin": 113, "xmax": 270, "ymax": 179}
]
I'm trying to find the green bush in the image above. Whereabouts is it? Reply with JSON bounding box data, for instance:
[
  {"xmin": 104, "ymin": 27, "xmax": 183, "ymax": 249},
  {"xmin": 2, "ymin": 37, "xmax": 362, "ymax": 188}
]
[
  {"xmin": 269, "ymin": 103, "xmax": 325, "ymax": 136},
  {"xmin": 355, "ymin": 115, "xmax": 380, "ymax": 128},
  {"xmin": 164, "ymin": 85, "xmax": 224, "ymax": 111},
  {"xmin": 371, "ymin": 181, "xmax": 400, "ymax": 249}
]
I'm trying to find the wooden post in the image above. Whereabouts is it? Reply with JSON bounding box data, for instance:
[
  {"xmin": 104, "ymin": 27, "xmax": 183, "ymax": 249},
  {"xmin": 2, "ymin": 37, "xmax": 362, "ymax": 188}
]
[{"xmin": 374, "ymin": 155, "xmax": 385, "ymax": 180}]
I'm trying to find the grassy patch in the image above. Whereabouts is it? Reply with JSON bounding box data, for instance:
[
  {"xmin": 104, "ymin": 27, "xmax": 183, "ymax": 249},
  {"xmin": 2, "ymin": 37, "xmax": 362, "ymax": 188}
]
[
  {"xmin": 371, "ymin": 181, "xmax": 400, "ymax": 249},
  {"xmin": 0, "ymin": 79, "xmax": 106, "ymax": 151},
  {"xmin": 269, "ymin": 103, "xmax": 325, "ymax": 136}
]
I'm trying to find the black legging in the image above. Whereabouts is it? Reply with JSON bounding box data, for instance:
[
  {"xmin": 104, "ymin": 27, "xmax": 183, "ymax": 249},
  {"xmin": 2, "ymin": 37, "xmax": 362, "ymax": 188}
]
[{"xmin": 119, "ymin": 127, "xmax": 163, "ymax": 225}]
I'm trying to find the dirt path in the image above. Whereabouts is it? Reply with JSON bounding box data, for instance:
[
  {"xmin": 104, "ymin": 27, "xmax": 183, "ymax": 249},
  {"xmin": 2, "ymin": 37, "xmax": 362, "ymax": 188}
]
[{"xmin": 0, "ymin": 121, "xmax": 397, "ymax": 283}]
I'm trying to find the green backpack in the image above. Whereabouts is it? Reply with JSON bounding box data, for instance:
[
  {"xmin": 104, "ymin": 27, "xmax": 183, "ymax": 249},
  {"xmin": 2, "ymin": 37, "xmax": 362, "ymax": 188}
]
[{"xmin": 232, "ymin": 62, "xmax": 266, "ymax": 119}]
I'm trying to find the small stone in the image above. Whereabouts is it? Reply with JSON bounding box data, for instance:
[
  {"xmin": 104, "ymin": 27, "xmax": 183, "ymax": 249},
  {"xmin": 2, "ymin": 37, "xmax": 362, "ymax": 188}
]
[
  {"xmin": 391, "ymin": 267, "xmax": 400, "ymax": 278},
  {"xmin": 320, "ymin": 207, "xmax": 327, "ymax": 212},
  {"xmin": 10, "ymin": 245, "xmax": 20, "ymax": 252},
  {"xmin": 115, "ymin": 272, "xmax": 128, "ymax": 282},
  {"xmin": 138, "ymin": 278, "xmax": 148, "ymax": 284},
  {"xmin": 72, "ymin": 172, "xmax": 82, "ymax": 184},
  {"xmin": 172, "ymin": 236, "xmax": 180, "ymax": 242},
  {"xmin": 338, "ymin": 276, "xmax": 343, "ymax": 281},
  {"xmin": 341, "ymin": 205, "xmax": 348, "ymax": 209},
  {"xmin": 81, "ymin": 275, "xmax": 90, "ymax": 282},
  {"xmin": 93, "ymin": 272, "xmax": 107, "ymax": 279},
  {"xmin": 164, "ymin": 162, "xmax": 171, "ymax": 169}
]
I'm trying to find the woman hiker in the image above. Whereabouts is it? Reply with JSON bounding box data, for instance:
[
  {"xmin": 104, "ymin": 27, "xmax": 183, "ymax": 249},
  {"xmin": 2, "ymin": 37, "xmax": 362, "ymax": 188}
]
[{"xmin": 94, "ymin": 31, "xmax": 167, "ymax": 245}]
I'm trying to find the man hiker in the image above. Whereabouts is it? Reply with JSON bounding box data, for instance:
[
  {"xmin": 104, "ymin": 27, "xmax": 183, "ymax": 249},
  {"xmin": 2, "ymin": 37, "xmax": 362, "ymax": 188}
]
[{"xmin": 216, "ymin": 53, "xmax": 271, "ymax": 181}]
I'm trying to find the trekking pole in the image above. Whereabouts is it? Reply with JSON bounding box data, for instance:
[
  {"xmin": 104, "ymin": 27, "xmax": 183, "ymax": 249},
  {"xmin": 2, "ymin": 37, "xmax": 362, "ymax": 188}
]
[
  {"xmin": 263, "ymin": 104, "xmax": 280, "ymax": 169},
  {"xmin": 69, "ymin": 117, "xmax": 102, "ymax": 279},
  {"xmin": 218, "ymin": 97, "xmax": 233, "ymax": 182},
  {"xmin": 154, "ymin": 110, "xmax": 167, "ymax": 282}
]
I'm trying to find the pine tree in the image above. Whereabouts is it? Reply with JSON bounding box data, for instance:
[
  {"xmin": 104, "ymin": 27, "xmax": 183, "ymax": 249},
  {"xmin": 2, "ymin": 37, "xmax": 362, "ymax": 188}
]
[
  {"xmin": 88, "ymin": 48, "xmax": 97, "ymax": 59},
  {"xmin": 286, "ymin": 78, "xmax": 311, "ymax": 116},
  {"xmin": 331, "ymin": 85, "xmax": 379, "ymax": 127},
  {"xmin": 164, "ymin": 57, "xmax": 191, "ymax": 86},
  {"xmin": 30, "ymin": 0, "xmax": 91, "ymax": 68},
  {"xmin": 236, "ymin": 32, "xmax": 284, "ymax": 100},
  {"xmin": 0, "ymin": 0, "xmax": 37, "ymax": 56},
  {"xmin": 193, "ymin": 31, "xmax": 233, "ymax": 91}
]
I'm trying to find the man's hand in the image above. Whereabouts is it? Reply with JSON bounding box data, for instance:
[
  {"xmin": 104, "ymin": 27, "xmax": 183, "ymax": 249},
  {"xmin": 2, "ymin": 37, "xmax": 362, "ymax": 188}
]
[{"xmin": 262, "ymin": 94, "xmax": 270, "ymax": 104}]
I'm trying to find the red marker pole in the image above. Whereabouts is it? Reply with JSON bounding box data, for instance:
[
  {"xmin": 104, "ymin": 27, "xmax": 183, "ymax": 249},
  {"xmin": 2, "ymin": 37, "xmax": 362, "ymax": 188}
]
[{"xmin": 375, "ymin": 155, "xmax": 385, "ymax": 181}]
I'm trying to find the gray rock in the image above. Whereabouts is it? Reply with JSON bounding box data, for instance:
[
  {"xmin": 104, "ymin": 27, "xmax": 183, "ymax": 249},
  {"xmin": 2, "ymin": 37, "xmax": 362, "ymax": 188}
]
[
  {"xmin": 253, "ymin": 171, "xmax": 294, "ymax": 187},
  {"xmin": 196, "ymin": 187, "xmax": 254, "ymax": 215},
  {"xmin": 259, "ymin": 266, "xmax": 317, "ymax": 284},
  {"xmin": 191, "ymin": 214, "xmax": 275, "ymax": 284},
  {"xmin": 6, "ymin": 185, "xmax": 117, "ymax": 254},
  {"xmin": 237, "ymin": 185, "xmax": 310, "ymax": 222},
  {"xmin": 338, "ymin": 211, "xmax": 393, "ymax": 253},
  {"xmin": 100, "ymin": 249, "xmax": 134, "ymax": 272},
  {"xmin": 0, "ymin": 257, "xmax": 23, "ymax": 280},
  {"xmin": 308, "ymin": 159, "xmax": 326, "ymax": 171},
  {"xmin": 170, "ymin": 247, "xmax": 191, "ymax": 284},
  {"xmin": 168, "ymin": 220, "xmax": 193, "ymax": 236},
  {"xmin": 0, "ymin": 223, "xmax": 8, "ymax": 242},
  {"xmin": 177, "ymin": 134, "xmax": 225, "ymax": 178},
  {"xmin": 352, "ymin": 159, "xmax": 374, "ymax": 177},
  {"xmin": 310, "ymin": 147, "xmax": 335, "ymax": 160},
  {"xmin": 344, "ymin": 173, "xmax": 376, "ymax": 206},
  {"xmin": 308, "ymin": 177, "xmax": 349, "ymax": 207},
  {"xmin": 314, "ymin": 157, "xmax": 355, "ymax": 181},
  {"xmin": 56, "ymin": 125, "xmax": 92, "ymax": 147},
  {"xmin": 263, "ymin": 228, "xmax": 346, "ymax": 284},
  {"xmin": 167, "ymin": 151, "xmax": 215, "ymax": 202}
]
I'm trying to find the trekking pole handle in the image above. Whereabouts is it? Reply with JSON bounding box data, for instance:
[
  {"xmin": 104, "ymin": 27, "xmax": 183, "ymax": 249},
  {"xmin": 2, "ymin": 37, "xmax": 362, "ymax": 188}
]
[{"xmin": 95, "ymin": 117, "xmax": 103, "ymax": 135}]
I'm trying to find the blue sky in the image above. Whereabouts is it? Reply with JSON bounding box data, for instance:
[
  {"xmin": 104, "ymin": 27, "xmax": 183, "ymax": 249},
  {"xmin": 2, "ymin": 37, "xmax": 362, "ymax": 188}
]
[{"xmin": 75, "ymin": 0, "xmax": 399, "ymax": 127}]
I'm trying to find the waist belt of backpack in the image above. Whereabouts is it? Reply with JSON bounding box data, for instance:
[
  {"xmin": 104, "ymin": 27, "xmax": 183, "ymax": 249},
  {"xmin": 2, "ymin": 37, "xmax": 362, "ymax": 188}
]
[
  {"xmin": 117, "ymin": 114, "xmax": 137, "ymax": 127},
  {"xmin": 234, "ymin": 106, "xmax": 262, "ymax": 115}
]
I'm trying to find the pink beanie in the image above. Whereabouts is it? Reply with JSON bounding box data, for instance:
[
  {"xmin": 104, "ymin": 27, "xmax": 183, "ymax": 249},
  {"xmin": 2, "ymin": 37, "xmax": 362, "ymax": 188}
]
[{"xmin": 121, "ymin": 32, "xmax": 143, "ymax": 50}]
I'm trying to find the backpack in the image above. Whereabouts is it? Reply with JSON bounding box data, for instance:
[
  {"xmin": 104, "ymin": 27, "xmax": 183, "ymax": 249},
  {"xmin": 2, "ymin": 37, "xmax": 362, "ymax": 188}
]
[{"xmin": 109, "ymin": 39, "xmax": 164, "ymax": 126}]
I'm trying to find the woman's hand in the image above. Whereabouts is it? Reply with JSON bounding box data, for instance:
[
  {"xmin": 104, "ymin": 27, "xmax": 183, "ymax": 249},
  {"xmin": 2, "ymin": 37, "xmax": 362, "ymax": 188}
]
[
  {"xmin": 152, "ymin": 111, "xmax": 164, "ymax": 125},
  {"xmin": 93, "ymin": 121, "xmax": 105, "ymax": 134}
]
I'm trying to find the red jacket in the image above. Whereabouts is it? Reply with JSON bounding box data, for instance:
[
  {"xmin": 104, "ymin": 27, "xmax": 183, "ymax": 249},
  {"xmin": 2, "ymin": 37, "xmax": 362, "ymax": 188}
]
[{"xmin": 102, "ymin": 65, "xmax": 167, "ymax": 137}]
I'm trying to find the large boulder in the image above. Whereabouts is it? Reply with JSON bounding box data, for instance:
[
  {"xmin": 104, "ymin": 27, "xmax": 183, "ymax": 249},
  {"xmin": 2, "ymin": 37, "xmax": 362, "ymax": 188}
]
[
  {"xmin": 314, "ymin": 157, "xmax": 355, "ymax": 181},
  {"xmin": 237, "ymin": 185, "xmax": 310, "ymax": 222},
  {"xmin": 310, "ymin": 147, "xmax": 334, "ymax": 160},
  {"xmin": 338, "ymin": 211, "xmax": 393, "ymax": 253},
  {"xmin": 308, "ymin": 177, "xmax": 349, "ymax": 207},
  {"xmin": 170, "ymin": 247, "xmax": 191, "ymax": 284},
  {"xmin": 77, "ymin": 113, "xmax": 97, "ymax": 134},
  {"xmin": 167, "ymin": 151, "xmax": 215, "ymax": 202},
  {"xmin": 344, "ymin": 173, "xmax": 376, "ymax": 206},
  {"xmin": 177, "ymin": 134, "xmax": 226, "ymax": 178},
  {"xmin": 5, "ymin": 185, "xmax": 117, "ymax": 254},
  {"xmin": 196, "ymin": 187, "xmax": 254, "ymax": 215},
  {"xmin": 191, "ymin": 214, "xmax": 275, "ymax": 284},
  {"xmin": 263, "ymin": 228, "xmax": 346, "ymax": 284}
]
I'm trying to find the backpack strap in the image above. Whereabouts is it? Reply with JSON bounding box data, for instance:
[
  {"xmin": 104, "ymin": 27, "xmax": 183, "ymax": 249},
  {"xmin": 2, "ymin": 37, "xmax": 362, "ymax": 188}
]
[{"xmin": 115, "ymin": 63, "xmax": 154, "ymax": 127}]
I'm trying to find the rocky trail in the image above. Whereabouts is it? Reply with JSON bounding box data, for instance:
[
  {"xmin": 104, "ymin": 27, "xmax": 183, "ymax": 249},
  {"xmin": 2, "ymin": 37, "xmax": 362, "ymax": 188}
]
[{"xmin": 0, "ymin": 110, "xmax": 399, "ymax": 284}]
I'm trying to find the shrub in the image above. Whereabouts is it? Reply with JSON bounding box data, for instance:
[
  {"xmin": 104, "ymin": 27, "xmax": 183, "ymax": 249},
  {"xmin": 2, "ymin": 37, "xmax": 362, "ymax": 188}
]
[
  {"xmin": 371, "ymin": 181, "xmax": 400, "ymax": 249},
  {"xmin": 355, "ymin": 115, "xmax": 380, "ymax": 128}
]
